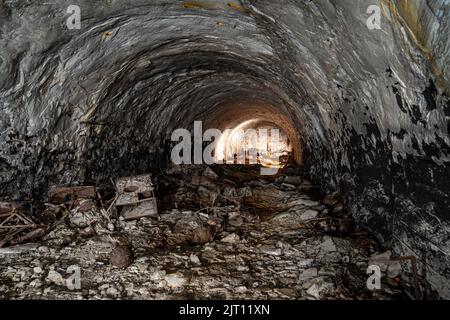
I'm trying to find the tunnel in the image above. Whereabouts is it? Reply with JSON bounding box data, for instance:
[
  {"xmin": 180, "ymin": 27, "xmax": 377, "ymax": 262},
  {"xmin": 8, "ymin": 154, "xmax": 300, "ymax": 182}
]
[{"xmin": 0, "ymin": 0, "xmax": 449, "ymax": 300}]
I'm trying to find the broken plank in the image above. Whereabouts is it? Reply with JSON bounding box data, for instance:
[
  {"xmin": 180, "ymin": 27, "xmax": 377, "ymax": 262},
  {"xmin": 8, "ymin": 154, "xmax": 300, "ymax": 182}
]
[
  {"xmin": 10, "ymin": 228, "xmax": 46, "ymax": 245},
  {"xmin": 48, "ymin": 186, "xmax": 96, "ymax": 204},
  {"xmin": 122, "ymin": 199, "xmax": 158, "ymax": 221},
  {"xmin": 116, "ymin": 174, "xmax": 153, "ymax": 194},
  {"xmin": 116, "ymin": 174, "xmax": 154, "ymax": 207}
]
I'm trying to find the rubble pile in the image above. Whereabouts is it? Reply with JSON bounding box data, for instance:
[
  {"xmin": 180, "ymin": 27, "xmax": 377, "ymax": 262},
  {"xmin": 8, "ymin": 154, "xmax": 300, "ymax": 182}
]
[
  {"xmin": 0, "ymin": 203, "xmax": 46, "ymax": 247},
  {"xmin": 0, "ymin": 166, "xmax": 431, "ymax": 299}
]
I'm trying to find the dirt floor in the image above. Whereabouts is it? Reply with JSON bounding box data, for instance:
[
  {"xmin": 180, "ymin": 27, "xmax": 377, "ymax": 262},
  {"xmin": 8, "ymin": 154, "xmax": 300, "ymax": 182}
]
[{"xmin": 0, "ymin": 165, "xmax": 421, "ymax": 299}]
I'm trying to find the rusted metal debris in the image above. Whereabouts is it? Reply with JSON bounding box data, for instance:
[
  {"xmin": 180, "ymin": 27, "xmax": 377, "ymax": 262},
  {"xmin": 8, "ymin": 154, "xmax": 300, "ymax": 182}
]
[
  {"xmin": 48, "ymin": 186, "xmax": 96, "ymax": 204},
  {"xmin": 393, "ymin": 256, "xmax": 422, "ymax": 301},
  {"xmin": 115, "ymin": 174, "xmax": 159, "ymax": 220},
  {"xmin": 370, "ymin": 255, "xmax": 422, "ymax": 300},
  {"xmin": 0, "ymin": 206, "xmax": 45, "ymax": 247}
]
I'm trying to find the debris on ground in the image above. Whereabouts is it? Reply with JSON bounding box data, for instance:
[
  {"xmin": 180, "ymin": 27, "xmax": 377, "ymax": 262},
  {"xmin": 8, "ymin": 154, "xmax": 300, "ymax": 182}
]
[
  {"xmin": 110, "ymin": 235, "xmax": 134, "ymax": 269},
  {"xmin": 0, "ymin": 205, "xmax": 45, "ymax": 247},
  {"xmin": 0, "ymin": 165, "xmax": 433, "ymax": 300},
  {"xmin": 116, "ymin": 175, "xmax": 159, "ymax": 221},
  {"xmin": 48, "ymin": 186, "xmax": 96, "ymax": 204}
]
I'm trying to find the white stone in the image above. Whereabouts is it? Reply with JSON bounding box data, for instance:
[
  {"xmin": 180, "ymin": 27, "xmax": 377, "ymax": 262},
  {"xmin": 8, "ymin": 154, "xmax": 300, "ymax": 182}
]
[
  {"xmin": 98, "ymin": 284, "xmax": 109, "ymax": 290},
  {"xmin": 298, "ymin": 259, "xmax": 314, "ymax": 268},
  {"xmin": 270, "ymin": 212, "xmax": 289, "ymax": 222},
  {"xmin": 13, "ymin": 270, "xmax": 27, "ymax": 281},
  {"xmin": 149, "ymin": 270, "xmax": 166, "ymax": 281},
  {"xmin": 260, "ymin": 245, "xmax": 282, "ymax": 256},
  {"xmin": 164, "ymin": 273, "xmax": 187, "ymax": 288},
  {"xmin": 43, "ymin": 288, "xmax": 52, "ymax": 294},
  {"xmin": 33, "ymin": 266, "xmax": 43, "ymax": 274},
  {"xmin": 189, "ymin": 254, "xmax": 201, "ymax": 265},
  {"xmin": 306, "ymin": 283, "xmax": 321, "ymax": 299},
  {"xmin": 290, "ymin": 198, "xmax": 320, "ymax": 207},
  {"xmin": 46, "ymin": 270, "xmax": 65, "ymax": 286},
  {"xmin": 306, "ymin": 279, "xmax": 334, "ymax": 299},
  {"xmin": 106, "ymin": 286, "xmax": 119, "ymax": 298},
  {"xmin": 107, "ymin": 222, "xmax": 115, "ymax": 231},
  {"xmin": 299, "ymin": 268, "xmax": 318, "ymax": 281},
  {"xmin": 138, "ymin": 287, "xmax": 149, "ymax": 295},
  {"xmin": 320, "ymin": 236, "xmax": 337, "ymax": 253},
  {"xmin": 387, "ymin": 260, "xmax": 402, "ymax": 278},
  {"xmin": 38, "ymin": 246, "xmax": 50, "ymax": 253},
  {"xmin": 235, "ymin": 286, "xmax": 247, "ymax": 293},
  {"xmin": 0, "ymin": 243, "xmax": 39, "ymax": 255},
  {"xmin": 29, "ymin": 279, "xmax": 42, "ymax": 288},
  {"xmin": 221, "ymin": 233, "xmax": 240, "ymax": 244},
  {"xmin": 237, "ymin": 265, "xmax": 249, "ymax": 272},
  {"xmin": 300, "ymin": 209, "xmax": 318, "ymax": 220}
]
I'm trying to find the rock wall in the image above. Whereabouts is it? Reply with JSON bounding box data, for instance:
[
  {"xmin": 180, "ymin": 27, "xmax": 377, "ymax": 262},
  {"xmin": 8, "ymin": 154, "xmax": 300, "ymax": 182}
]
[{"xmin": 0, "ymin": 0, "xmax": 449, "ymax": 297}]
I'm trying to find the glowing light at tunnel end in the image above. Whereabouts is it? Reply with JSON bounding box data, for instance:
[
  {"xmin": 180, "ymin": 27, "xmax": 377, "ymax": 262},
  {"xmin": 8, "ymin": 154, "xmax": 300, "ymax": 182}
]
[{"xmin": 171, "ymin": 120, "xmax": 291, "ymax": 175}]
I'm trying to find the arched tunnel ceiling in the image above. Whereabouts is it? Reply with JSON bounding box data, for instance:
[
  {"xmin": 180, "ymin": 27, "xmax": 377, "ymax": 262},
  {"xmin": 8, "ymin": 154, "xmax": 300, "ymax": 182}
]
[{"xmin": 0, "ymin": 0, "xmax": 449, "ymax": 297}]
